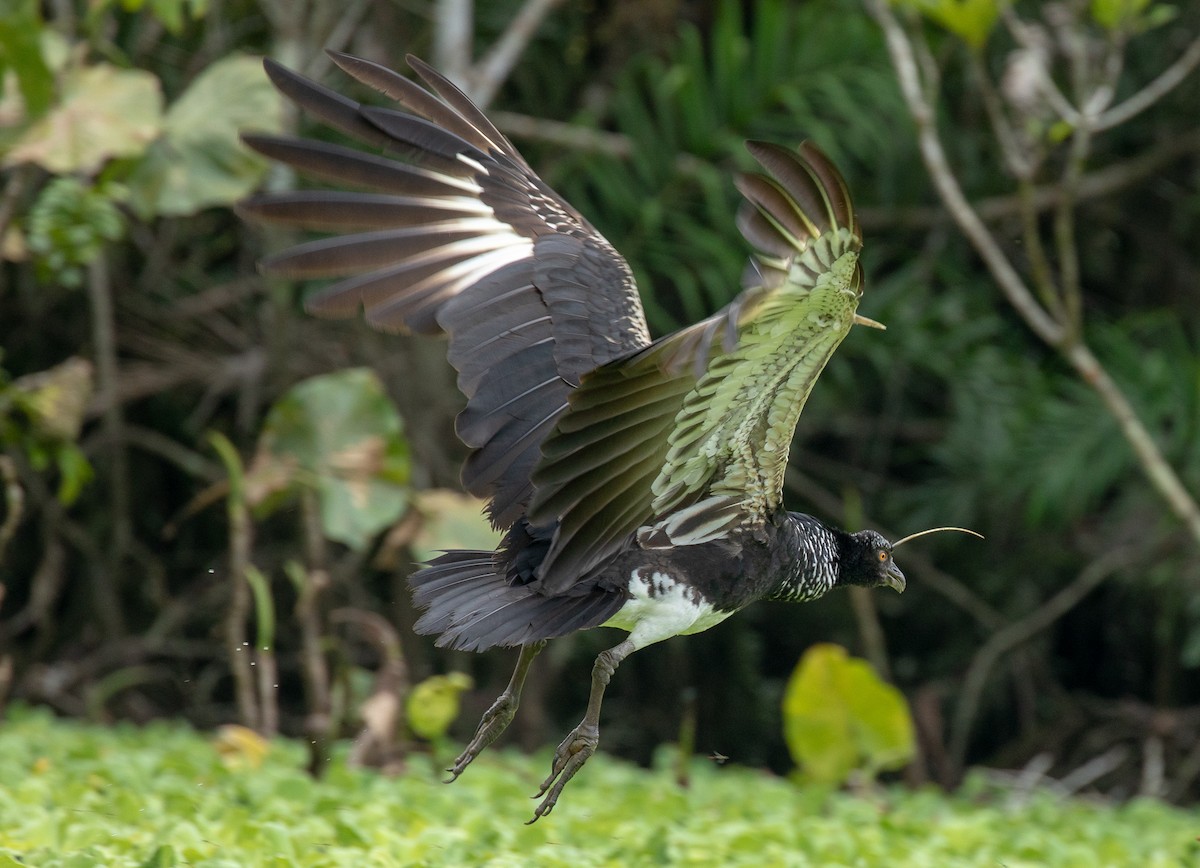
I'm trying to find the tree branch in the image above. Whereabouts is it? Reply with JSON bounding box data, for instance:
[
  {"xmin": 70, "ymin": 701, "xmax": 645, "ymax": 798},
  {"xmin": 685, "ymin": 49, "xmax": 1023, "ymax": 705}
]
[
  {"xmin": 470, "ymin": 0, "xmax": 563, "ymax": 107},
  {"xmin": 866, "ymin": 0, "xmax": 1065, "ymax": 347},
  {"xmin": 1096, "ymin": 32, "xmax": 1200, "ymax": 131},
  {"xmin": 948, "ymin": 544, "xmax": 1144, "ymax": 774},
  {"xmin": 865, "ymin": 0, "xmax": 1200, "ymax": 547}
]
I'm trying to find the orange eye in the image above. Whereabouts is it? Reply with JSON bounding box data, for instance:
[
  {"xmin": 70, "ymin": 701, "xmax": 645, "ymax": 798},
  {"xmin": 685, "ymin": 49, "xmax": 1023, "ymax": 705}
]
[{"xmin": 877, "ymin": 550, "xmax": 889, "ymax": 562}]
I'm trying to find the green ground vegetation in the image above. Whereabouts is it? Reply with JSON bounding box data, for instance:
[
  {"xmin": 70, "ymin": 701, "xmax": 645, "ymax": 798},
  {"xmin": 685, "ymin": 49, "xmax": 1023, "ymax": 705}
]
[{"xmin": 1, "ymin": 706, "xmax": 1195, "ymax": 868}]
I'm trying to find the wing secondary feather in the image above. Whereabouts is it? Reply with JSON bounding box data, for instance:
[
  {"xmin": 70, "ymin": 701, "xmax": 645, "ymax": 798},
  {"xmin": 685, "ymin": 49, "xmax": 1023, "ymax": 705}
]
[{"xmin": 529, "ymin": 142, "xmax": 866, "ymax": 592}]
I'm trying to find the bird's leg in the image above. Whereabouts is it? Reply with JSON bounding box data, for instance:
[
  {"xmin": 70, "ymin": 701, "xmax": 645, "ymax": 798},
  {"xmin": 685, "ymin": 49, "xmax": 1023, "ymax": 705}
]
[
  {"xmin": 445, "ymin": 639, "xmax": 546, "ymax": 783},
  {"xmin": 528, "ymin": 637, "xmax": 636, "ymax": 823}
]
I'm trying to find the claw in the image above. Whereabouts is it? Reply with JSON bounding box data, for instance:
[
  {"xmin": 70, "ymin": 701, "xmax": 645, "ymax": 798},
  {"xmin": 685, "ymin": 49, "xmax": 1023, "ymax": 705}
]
[
  {"xmin": 445, "ymin": 641, "xmax": 546, "ymax": 785},
  {"xmin": 444, "ymin": 692, "xmax": 518, "ymax": 783},
  {"xmin": 526, "ymin": 723, "xmax": 598, "ymax": 823}
]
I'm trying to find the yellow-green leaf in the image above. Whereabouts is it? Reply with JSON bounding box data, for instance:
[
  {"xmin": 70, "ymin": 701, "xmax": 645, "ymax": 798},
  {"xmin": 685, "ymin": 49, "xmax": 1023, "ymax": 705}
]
[
  {"xmin": 908, "ymin": 0, "xmax": 1000, "ymax": 50},
  {"xmin": 781, "ymin": 643, "xmax": 915, "ymax": 785},
  {"xmin": 406, "ymin": 673, "xmax": 473, "ymax": 741}
]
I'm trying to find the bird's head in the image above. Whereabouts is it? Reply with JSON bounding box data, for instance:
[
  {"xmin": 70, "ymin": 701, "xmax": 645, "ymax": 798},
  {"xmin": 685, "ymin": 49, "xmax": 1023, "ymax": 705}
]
[{"xmin": 840, "ymin": 529, "xmax": 906, "ymax": 593}]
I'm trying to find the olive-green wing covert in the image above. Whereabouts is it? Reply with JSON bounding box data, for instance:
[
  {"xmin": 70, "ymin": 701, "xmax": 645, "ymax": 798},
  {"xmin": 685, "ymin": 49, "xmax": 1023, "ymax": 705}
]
[{"xmin": 529, "ymin": 141, "xmax": 866, "ymax": 593}]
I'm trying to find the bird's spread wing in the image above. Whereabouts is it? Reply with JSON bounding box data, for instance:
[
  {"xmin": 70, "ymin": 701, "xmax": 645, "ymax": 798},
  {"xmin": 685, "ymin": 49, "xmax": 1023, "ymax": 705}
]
[
  {"xmin": 240, "ymin": 53, "xmax": 651, "ymax": 528},
  {"xmin": 529, "ymin": 141, "xmax": 864, "ymax": 593}
]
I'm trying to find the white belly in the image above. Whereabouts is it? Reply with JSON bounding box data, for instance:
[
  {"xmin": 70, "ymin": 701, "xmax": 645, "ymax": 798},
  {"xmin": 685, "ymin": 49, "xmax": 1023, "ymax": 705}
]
[{"xmin": 601, "ymin": 569, "xmax": 733, "ymax": 651}]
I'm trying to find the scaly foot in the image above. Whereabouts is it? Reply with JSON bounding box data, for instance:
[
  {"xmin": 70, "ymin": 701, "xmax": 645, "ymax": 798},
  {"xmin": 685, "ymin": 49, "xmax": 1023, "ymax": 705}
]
[
  {"xmin": 526, "ymin": 721, "xmax": 599, "ymax": 824},
  {"xmin": 445, "ymin": 691, "xmax": 517, "ymax": 782}
]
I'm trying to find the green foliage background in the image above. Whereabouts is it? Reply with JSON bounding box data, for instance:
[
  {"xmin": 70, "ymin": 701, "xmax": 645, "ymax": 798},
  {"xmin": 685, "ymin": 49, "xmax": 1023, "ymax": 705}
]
[{"xmin": 2, "ymin": 706, "xmax": 1196, "ymax": 867}]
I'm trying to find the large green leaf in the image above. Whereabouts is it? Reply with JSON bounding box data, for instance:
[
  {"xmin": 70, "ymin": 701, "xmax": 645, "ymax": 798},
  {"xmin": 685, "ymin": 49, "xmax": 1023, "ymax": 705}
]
[
  {"xmin": 126, "ymin": 53, "xmax": 282, "ymax": 218},
  {"xmin": 251, "ymin": 369, "xmax": 410, "ymax": 550},
  {"xmin": 781, "ymin": 643, "xmax": 915, "ymax": 785},
  {"xmin": 3, "ymin": 63, "xmax": 162, "ymax": 174}
]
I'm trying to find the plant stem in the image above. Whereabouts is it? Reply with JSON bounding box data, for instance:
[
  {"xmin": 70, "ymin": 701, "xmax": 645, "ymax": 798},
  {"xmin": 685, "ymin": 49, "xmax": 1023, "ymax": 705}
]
[
  {"xmin": 0, "ymin": 456, "xmax": 23, "ymax": 566},
  {"xmin": 209, "ymin": 432, "xmax": 260, "ymax": 730},
  {"xmin": 85, "ymin": 253, "xmax": 129, "ymax": 638}
]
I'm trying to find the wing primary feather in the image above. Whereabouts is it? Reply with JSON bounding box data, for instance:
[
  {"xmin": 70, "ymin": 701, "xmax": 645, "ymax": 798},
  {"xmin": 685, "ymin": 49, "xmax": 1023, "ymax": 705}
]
[
  {"xmin": 403, "ymin": 55, "xmax": 527, "ymax": 169},
  {"xmin": 244, "ymin": 54, "xmax": 653, "ymax": 539},
  {"xmin": 744, "ymin": 140, "xmax": 837, "ymax": 234},
  {"xmin": 241, "ymin": 135, "xmax": 477, "ymax": 197},
  {"xmin": 734, "ymin": 173, "xmax": 817, "ymax": 243}
]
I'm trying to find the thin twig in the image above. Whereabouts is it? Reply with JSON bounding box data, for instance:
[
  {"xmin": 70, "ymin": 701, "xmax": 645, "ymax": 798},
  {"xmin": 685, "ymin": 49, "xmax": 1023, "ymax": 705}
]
[
  {"xmin": 1057, "ymin": 745, "xmax": 1128, "ymax": 796},
  {"xmin": 1053, "ymin": 119, "xmax": 1092, "ymax": 335},
  {"xmin": 433, "ymin": 0, "xmax": 474, "ymax": 88},
  {"xmin": 866, "ymin": 0, "xmax": 1064, "ymax": 348},
  {"xmin": 1096, "ymin": 32, "xmax": 1200, "ymax": 131},
  {"xmin": 968, "ymin": 51, "xmax": 1031, "ymax": 180},
  {"xmin": 210, "ymin": 433, "xmax": 260, "ymax": 730},
  {"xmin": 1000, "ymin": 7, "xmax": 1081, "ymax": 125},
  {"xmin": 85, "ymin": 253, "xmax": 129, "ymax": 638},
  {"xmin": 948, "ymin": 544, "xmax": 1144, "ymax": 773},
  {"xmin": 294, "ymin": 489, "xmax": 333, "ymax": 776},
  {"xmin": 0, "ymin": 456, "xmax": 23, "ymax": 566},
  {"xmin": 469, "ymin": 0, "xmax": 564, "ymax": 107},
  {"xmin": 0, "ymin": 166, "xmax": 32, "ymax": 244},
  {"xmin": 856, "ymin": 128, "xmax": 1200, "ymax": 230}
]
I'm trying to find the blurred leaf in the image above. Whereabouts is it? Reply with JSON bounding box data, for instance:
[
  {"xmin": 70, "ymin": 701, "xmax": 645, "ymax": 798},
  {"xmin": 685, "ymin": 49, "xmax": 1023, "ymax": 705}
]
[
  {"xmin": 408, "ymin": 489, "xmax": 500, "ymax": 563},
  {"xmin": 11, "ymin": 356, "xmax": 92, "ymax": 441},
  {"xmin": 252, "ymin": 368, "xmax": 410, "ymax": 550},
  {"xmin": 4, "ymin": 63, "xmax": 161, "ymax": 174},
  {"xmin": 1090, "ymin": 0, "xmax": 1175, "ymax": 31},
  {"xmin": 781, "ymin": 643, "xmax": 915, "ymax": 784},
  {"xmin": 407, "ymin": 673, "xmax": 473, "ymax": 741},
  {"xmin": 138, "ymin": 844, "xmax": 176, "ymax": 867},
  {"xmin": 126, "ymin": 53, "xmax": 283, "ymax": 218},
  {"xmin": 908, "ymin": 0, "xmax": 1000, "ymax": 49},
  {"xmin": 52, "ymin": 442, "xmax": 93, "ymax": 505},
  {"xmin": 212, "ymin": 724, "xmax": 270, "ymax": 770},
  {"xmin": 25, "ymin": 177, "xmax": 126, "ymax": 287},
  {"xmin": 0, "ymin": 0, "xmax": 53, "ymax": 117}
]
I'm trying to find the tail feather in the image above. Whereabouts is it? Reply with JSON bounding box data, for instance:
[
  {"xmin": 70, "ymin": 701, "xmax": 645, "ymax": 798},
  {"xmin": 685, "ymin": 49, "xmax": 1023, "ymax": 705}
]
[{"xmin": 410, "ymin": 551, "xmax": 624, "ymax": 652}]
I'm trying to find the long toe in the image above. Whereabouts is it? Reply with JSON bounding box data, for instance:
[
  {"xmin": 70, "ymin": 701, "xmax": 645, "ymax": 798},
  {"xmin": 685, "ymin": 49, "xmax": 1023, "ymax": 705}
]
[
  {"xmin": 445, "ymin": 694, "xmax": 517, "ymax": 782},
  {"xmin": 527, "ymin": 724, "xmax": 598, "ymax": 823}
]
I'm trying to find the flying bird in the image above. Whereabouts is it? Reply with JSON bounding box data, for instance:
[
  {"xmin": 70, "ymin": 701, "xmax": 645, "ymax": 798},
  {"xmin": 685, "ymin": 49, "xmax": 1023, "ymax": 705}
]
[{"xmin": 241, "ymin": 52, "xmax": 909, "ymax": 822}]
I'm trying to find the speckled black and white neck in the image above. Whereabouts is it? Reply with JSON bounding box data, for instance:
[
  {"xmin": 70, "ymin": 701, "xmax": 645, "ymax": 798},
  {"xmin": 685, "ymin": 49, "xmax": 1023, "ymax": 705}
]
[{"xmin": 596, "ymin": 511, "xmax": 877, "ymax": 652}]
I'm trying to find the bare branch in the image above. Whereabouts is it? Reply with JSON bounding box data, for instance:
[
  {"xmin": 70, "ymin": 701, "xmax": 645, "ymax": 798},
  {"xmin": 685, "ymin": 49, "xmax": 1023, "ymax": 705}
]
[
  {"xmin": 948, "ymin": 544, "xmax": 1144, "ymax": 773},
  {"xmin": 433, "ymin": 0, "xmax": 474, "ymax": 88},
  {"xmin": 1000, "ymin": 6, "xmax": 1081, "ymax": 125},
  {"xmin": 856, "ymin": 128, "xmax": 1200, "ymax": 230},
  {"xmin": 470, "ymin": 0, "xmax": 564, "ymax": 107},
  {"xmin": 0, "ymin": 456, "xmax": 23, "ymax": 566},
  {"xmin": 85, "ymin": 253, "xmax": 129, "ymax": 638},
  {"xmin": 1097, "ymin": 32, "xmax": 1200, "ymax": 131},
  {"xmin": 865, "ymin": 0, "xmax": 1065, "ymax": 347},
  {"xmin": 866, "ymin": 0, "xmax": 1200, "ymax": 547}
]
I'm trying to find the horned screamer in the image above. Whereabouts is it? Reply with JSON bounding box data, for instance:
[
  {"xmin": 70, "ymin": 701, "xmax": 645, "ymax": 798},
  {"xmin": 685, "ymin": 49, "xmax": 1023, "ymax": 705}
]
[{"xmin": 240, "ymin": 52, "xmax": 963, "ymax": 822}]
